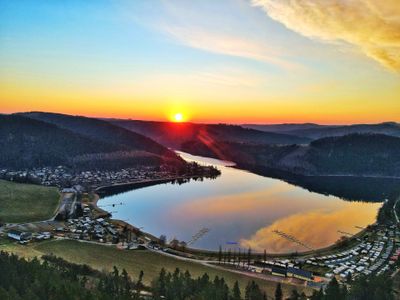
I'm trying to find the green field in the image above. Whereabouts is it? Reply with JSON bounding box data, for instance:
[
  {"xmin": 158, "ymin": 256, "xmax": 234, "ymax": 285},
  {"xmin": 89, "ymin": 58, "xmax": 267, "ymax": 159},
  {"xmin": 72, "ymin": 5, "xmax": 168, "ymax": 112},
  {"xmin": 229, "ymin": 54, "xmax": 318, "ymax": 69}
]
[
  {"xmin": 0, "ymin": 180, "xmax": 60, "ymax": 223},
  {"xmin": 1, "ymin": 239, "xmax": 311, "ymax": 297}
]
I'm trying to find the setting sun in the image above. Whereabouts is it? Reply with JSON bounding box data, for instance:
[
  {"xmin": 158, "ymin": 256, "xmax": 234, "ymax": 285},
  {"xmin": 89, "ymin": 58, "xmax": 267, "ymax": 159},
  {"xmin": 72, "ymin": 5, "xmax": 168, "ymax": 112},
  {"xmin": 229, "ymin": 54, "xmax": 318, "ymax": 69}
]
[{"xmin": 173, "ymin": 113, "xmax": 184, "ymax": 122}]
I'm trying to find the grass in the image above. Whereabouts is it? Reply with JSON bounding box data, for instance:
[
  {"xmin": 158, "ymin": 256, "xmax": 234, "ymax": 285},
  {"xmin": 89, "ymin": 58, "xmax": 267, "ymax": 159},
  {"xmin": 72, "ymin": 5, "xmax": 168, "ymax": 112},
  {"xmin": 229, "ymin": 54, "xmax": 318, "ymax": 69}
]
[
  {"xmin": 1, "ymin": 239, "xmax": 312, "ymax": 297},
  {"xmin": 0, "ymin": 180, "xmax": 60, "ymax": 223}
]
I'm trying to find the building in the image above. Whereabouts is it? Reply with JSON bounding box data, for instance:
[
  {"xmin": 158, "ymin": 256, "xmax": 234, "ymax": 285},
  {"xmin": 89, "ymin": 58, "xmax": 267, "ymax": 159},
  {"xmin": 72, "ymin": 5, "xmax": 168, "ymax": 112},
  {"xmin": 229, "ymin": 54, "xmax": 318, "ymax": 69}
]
[
  {"xmin": 287, "ymin": 267, "xmax": 313, "ymax": 281},
  {"xmin": 271, "ymin": 266, "xmax": 287, "ymax": 277},
  {"xmin": 7, "ymin": 230, "xmax": 32, "ymax": 241}
]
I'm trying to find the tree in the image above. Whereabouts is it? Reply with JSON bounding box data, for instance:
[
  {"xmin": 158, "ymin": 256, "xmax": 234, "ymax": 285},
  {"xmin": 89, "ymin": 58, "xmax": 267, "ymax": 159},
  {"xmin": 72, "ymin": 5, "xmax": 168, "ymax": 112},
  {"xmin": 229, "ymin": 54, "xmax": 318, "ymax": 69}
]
[
  {"xmin": 289, "ymin": 289, "xmax": 300, "ymax": 300},
  {"xmin": 218, "ymin": 246, "xmax": 222, "ymax": 265},
  {"xmin": 245, "ymin": 281, "xmax": 264, "ymax": 300},
  {"xmin": 310, "ymin": 289, "xmax": 323, "ymax": 300},
  {"xmin": 232, "ymin": 281, "xmax": 241, "ymax": 300},
  {"xmin": 135, "ymin": 269, "xmax": 144, "ymax": 297},
  {"xmin": 247, "ymin": 247, "xmax": 251, "ymax": 268},
  {"xmin": 325, "ymin": 277, "xmax": 340, "ymax": 300},
  {"xmin": 346, "ymin": 272, "xmax": 352, "ymax": 283},
  {"xmin": 159, "ymin": 235, "xmax": 167, "ymax": 246},
  {"xmin": 275, "ymin": 283, "xmax": 283, "ymax": 300},
  {"xmin": 238, "ymin": 249, "xmax": 242, "ymax": 267},
  {"xmin": 152, "ymin": 268, "xmax": 166, "ymax": 299}
]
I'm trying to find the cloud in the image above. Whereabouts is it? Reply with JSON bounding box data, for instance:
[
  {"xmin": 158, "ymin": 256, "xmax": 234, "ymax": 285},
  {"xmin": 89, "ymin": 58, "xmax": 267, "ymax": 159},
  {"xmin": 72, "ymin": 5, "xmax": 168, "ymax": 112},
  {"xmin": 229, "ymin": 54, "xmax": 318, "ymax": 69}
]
[
  {"xmin": 252, "ymin": 0, "xmax": 400, "ymax": 71},
  {"xmin": 162, "ymin": 25, "xmax": 299, "ymax": 70}
]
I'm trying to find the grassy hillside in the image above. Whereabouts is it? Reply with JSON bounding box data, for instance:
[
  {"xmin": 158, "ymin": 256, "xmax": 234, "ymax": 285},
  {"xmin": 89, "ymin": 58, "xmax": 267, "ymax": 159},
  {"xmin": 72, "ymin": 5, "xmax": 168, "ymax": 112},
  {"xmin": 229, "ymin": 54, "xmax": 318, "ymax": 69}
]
[
  {"xmin": 0, "ymin": 180, "xmax": 60, "ymax": 223},
  {"xmin": 4, "ymin": 239, "xmax": 310, "ymax": 297}
]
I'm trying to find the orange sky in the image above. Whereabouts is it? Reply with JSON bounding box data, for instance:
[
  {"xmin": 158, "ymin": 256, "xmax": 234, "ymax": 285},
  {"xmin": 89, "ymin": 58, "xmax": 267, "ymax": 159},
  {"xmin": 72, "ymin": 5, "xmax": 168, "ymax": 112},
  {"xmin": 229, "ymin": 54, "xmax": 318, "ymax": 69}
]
[{"xmin": 1, "ymin": 0, "xmax": 399, "ymax": 124}]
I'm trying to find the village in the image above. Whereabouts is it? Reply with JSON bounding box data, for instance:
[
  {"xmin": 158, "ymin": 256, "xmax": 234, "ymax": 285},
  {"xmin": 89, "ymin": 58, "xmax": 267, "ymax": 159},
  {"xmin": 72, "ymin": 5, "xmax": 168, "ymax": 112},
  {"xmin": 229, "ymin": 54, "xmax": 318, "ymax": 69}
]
[
  {"xmin": 0, "ymin": 165, "xmax": 185, "ymax": 189},
  {"xmin": 0, "ymin": 162, "xmax": 220, "ymax": 190},
  {"xmin": 4, "ymin": 181, "xmax": 400, "ymax": 293}
]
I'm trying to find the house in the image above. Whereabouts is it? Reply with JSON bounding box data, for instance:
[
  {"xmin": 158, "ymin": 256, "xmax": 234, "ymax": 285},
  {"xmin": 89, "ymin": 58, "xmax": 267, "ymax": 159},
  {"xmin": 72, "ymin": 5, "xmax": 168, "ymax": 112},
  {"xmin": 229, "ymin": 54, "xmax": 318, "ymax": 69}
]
[
  {"xmin": 7, "ymin": 230, "xmax": 32, "ymax": 241},
  {"xmin": 271, "ymin": 266, "xmax": 287, "ymax": 277},
  {"xmin": 61, "ymin": 188, "xmax": 75, "ymax": 193},
  {"xmin": 287, "ymin": 267, "xmax": 313, "ymax": 281}
]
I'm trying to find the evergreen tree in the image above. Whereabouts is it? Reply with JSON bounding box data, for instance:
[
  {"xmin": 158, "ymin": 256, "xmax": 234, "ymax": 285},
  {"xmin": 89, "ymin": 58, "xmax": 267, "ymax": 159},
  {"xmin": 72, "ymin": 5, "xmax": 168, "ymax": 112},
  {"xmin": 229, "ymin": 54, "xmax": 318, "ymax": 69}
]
[
  {"xmin": 325, "ymin": 277, "xmax": 340, "ymax": 300},
  {"xmin": 232, "ymin": 281, "xmax": 241, "ymax": 300},
  {"xmin": 247, "ymin": 247, "xmax": 251, "ymax": 267},
  {"xmin": 245, "ymin": 281, "xmax": 264, "ymax": 300},
  {"xmin": 275, "ymin": 283, "xmax": 283, "ymax": 300},
  {"xmin": 289, "ymin": 289, "xmax": 300, "ymax": 300}
]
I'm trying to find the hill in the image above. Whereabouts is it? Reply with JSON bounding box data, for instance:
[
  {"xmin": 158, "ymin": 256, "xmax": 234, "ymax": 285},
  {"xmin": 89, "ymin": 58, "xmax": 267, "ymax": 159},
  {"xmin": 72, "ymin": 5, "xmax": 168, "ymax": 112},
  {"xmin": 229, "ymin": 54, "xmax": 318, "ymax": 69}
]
[
  {"xmin": 242, "ymin": 123, "xmax": 333, "ymax": 133},
  {"xmin": 247, "ymin": 122, "xmax": 400, "ymax": 140},
  {"xmin": 182, "ymin": 134, "xmax": 400, "ymax": 178},
  {"xmin": 106, "ymin": 119, "xmax": 311, "ymax": 150},
  {"xmin": 0, "ymin": 114, "xmax": 183, "ymax": 170},
  {"xmin": 20, "ymin": 112, "xmax": 177, "ymax": 158},
  {"xmin": 305, "ymin": 133, "xmax": 400, "ymax": 176}
]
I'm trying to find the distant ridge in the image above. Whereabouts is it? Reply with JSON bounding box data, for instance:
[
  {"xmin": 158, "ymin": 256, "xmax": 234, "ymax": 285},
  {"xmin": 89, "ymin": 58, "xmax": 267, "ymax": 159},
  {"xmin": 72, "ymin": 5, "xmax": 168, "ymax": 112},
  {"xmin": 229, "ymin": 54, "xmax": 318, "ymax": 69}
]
[
  {"xmin": 242, "ymin": 122, "xmax": 400, "ymax": 139},
  {"xmin": 1, "ymin": 113, "xmax": 184, "ymax": 169},
  {"xmin": 105, "ymin": 119, "xmax": 311, "ymax": 151},
  {"xmin": 242, "ymin": 123, "xmax": 334, "ymax": 133}
]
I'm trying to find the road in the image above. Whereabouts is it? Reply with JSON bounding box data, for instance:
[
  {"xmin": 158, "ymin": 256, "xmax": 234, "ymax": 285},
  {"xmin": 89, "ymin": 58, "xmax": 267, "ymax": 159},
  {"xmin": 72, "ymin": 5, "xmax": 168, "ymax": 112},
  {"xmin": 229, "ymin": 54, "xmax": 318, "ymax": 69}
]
[
  {"xmin": 393, "ymin": 196, "xmax": 400, "ymax": 224},
  {"xmin": 144, "ymin": 246, "xmax": 311, "ymax": 289}
]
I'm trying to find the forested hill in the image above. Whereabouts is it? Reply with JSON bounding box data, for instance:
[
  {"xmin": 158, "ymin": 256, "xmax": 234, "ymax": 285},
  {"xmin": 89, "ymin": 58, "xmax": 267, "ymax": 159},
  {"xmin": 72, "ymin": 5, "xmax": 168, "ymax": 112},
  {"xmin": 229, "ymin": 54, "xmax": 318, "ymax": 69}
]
[
  {"xmin": 306, "ymin": 134, "xmax": 400, "ymax": 176},
  {"xmin": 246, "ymin": 122, "xmax": 400, "ymax": 140},
  {"xmin": 182, "ymin": 134, "xmax": 400, "ymax": 178},
  {"xmin": 107, "ymin": 119, "xmax": 310, "ymax": 149},
  {"xmin": 20, "ymin": 112, "xmax": 176, "ymax": 158},
  {"xmin": 0, "ymin": 114, "xmax": 184, "ymax": 169}
]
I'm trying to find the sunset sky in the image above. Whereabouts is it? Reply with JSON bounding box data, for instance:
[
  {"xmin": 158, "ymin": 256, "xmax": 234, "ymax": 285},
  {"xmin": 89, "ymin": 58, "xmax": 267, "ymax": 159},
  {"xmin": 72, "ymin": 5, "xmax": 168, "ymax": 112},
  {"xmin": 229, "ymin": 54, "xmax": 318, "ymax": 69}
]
[{"xmin": 1, "ymin": 0, "xmax": 399, "ymax": 124}]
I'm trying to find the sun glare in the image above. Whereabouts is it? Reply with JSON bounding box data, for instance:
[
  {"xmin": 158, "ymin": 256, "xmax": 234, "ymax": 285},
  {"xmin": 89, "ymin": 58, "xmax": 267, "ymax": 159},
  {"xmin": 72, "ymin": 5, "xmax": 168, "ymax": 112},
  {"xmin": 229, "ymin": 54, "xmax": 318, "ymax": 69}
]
[{"xmin": 173, "ymin": 113, "xmax": 184, "ymax": 122}]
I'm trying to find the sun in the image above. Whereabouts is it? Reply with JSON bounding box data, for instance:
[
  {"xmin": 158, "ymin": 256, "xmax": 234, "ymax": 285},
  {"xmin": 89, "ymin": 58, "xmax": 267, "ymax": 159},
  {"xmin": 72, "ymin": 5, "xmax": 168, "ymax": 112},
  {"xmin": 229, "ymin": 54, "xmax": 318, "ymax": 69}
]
[{"xmin": 173, "ymin": 112, "xmax": 184, "ymax": 122}]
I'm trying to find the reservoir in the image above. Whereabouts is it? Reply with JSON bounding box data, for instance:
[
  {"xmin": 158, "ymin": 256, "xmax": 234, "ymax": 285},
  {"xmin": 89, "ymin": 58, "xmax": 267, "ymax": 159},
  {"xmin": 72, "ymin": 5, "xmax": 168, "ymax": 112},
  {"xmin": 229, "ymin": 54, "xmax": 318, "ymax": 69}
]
[{"xmin": 99, "ymin": 152, "xmax": 382, "ymax": 253}]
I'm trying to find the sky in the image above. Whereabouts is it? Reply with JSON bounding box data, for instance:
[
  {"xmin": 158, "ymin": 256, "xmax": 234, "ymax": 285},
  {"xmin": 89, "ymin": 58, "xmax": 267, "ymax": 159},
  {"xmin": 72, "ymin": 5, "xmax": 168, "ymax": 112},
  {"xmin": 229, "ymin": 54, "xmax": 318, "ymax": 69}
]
[{"xmin": 0, "ymin": 0, "xmax": 399, "ymax": 124}]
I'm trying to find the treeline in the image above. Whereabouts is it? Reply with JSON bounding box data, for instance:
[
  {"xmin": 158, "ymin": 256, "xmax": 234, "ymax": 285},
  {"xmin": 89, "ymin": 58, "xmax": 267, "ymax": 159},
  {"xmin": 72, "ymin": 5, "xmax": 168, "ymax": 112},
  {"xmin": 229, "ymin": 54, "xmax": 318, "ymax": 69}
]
[
  {"xmin": 151, "ymin": 268, "xmax": 267, "ymax": 300},
  {"xmin": 0, "ymin": 251, "xmax": 395, "ymax": 299},
  {"xmin": 309, "ymin": 275, "xmax": 394, "ymax": 300},
  {"xmin": 0, "ymin": 251, "xmax": 149, "ymax": 300}
]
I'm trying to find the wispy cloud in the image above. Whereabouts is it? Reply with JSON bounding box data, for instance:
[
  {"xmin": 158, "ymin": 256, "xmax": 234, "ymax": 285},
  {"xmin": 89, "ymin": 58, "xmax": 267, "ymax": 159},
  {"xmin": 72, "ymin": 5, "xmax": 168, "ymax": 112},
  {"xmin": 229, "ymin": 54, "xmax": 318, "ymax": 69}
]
[
  {"xmin": 252, "ymin": 0, "xmax": 400, "ymax": 72},
  {"xmin": 161, "ymin": 25, "xmax": 300, "ymax": 70}
]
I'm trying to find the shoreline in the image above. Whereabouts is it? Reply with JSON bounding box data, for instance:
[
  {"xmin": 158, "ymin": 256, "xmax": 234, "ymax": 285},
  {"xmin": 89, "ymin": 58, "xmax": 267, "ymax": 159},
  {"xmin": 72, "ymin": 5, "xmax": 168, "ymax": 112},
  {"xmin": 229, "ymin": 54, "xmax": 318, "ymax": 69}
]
[
  {"xmin": 94, "ymin": 174, "xmax": 206, "ymax": 194},
  {"xmin": 91, "ymin": 174, "xmax": 377, "ymax": 260}
]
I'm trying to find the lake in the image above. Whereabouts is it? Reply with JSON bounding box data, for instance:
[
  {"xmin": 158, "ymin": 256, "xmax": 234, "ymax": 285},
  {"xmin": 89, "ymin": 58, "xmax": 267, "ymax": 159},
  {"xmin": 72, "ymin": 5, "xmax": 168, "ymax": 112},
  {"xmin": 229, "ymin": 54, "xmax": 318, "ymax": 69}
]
[{"xmin": 99, "ymin": 152, "xmax": 382, "ymax": 253}]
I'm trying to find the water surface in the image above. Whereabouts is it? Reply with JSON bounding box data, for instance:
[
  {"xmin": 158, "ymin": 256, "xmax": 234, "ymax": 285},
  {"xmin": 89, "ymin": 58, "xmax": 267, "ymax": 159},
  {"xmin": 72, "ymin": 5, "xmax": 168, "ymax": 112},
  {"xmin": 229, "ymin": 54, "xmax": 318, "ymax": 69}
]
[{"xmin": 99, "ymin": 152, "xmax": 382, "ymax": 253}]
